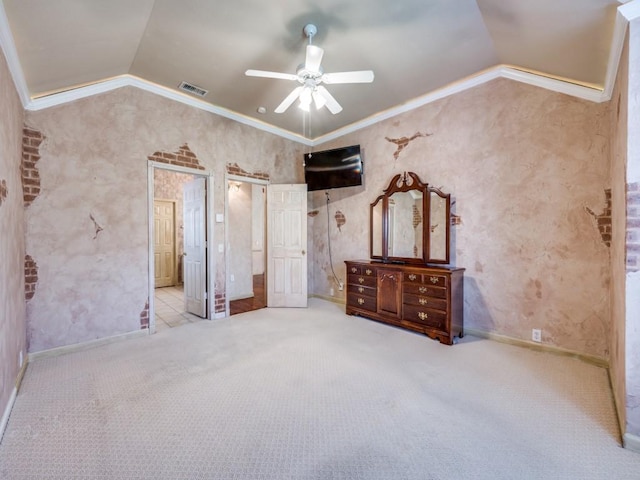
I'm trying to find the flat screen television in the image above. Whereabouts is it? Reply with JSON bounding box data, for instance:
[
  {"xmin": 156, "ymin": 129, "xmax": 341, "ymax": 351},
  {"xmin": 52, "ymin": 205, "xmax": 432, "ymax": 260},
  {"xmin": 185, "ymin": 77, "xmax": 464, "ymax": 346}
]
[{"xmin": 304, "ymin": 145, "xmax": 363, "ymax": 192}]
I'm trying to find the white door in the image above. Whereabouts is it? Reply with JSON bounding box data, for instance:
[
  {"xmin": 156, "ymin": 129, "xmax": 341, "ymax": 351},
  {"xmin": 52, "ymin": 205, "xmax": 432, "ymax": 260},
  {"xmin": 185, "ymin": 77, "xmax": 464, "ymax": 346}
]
[
  {"xmin": 267, "ymin": 184, "xmax": 308, "ymax": 307},
  {"xmin": 183, "ymin": 177, "xmax": 207, "ymax": 317},
  {"xmin": 154, "ymin": 200, "xmax": 175, "ymax": 288}
]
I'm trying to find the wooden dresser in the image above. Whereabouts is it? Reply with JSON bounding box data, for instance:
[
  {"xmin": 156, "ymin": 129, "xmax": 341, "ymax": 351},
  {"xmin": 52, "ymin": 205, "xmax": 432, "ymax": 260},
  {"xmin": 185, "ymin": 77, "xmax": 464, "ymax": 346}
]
[{"xmin": 345, "ymin": 260, "xmax": 464, "ymax": 345}]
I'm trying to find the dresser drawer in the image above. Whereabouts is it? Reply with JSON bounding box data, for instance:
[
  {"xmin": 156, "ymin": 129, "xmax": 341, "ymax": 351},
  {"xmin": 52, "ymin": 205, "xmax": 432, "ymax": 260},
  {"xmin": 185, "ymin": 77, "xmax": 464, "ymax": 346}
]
[
  {"xmin": 403, "ymin": 305, "xmax": 447, "ymax": 331},
  {"xmin": 404, "ymin": 272, "xmax": 447, "ymax": 287},
  {"xmin": 403, "ymin": 282, "xmax": 447, "ymax": 299},
  {"xmin": 347, "ymin": 284, "xmax": 376, "ymax": 298},
  {"xmin": 347, "ymin": 293, "xmax": 377, "ymax": 312},
  {"xmin": 346, "ymin": 264, "xmax": 376, "ymax": 277},
  {"xmin": 403, "ymin": 293, "xmax": 447, "ymax": 311},
  {"xmin": 348, "ymin": 273, "xmax": 377, "ymax": 288}
]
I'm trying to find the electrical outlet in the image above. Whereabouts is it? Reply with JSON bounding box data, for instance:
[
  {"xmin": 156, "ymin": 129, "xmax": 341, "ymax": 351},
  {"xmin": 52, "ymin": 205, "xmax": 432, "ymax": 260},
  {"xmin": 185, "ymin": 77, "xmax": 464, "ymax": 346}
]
[
  {"xmin": 230, "ymin": 274, "xmax": 235, "ymax": 282},
  {"xmin": 330, "ymin": 287, "xmax": 335, "ymax": 296},
  {"xmin": 532, "ymin": 329, "xmax": 542, "ymax": 343}
]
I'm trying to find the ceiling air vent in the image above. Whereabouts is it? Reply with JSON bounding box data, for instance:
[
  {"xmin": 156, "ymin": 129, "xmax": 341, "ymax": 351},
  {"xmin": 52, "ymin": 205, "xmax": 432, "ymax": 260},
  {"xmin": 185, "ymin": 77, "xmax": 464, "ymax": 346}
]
[{"xmin": 178, "ymin": 81, "xmax": 208, "ymax": 97}]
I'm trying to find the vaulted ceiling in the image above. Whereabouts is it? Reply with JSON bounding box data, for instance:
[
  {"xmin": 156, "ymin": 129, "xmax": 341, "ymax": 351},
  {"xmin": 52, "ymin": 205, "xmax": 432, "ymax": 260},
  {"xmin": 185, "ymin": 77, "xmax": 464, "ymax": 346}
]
[{"xmin": 0, "ymin": 0, "xmax": 632, "ymax": 143}]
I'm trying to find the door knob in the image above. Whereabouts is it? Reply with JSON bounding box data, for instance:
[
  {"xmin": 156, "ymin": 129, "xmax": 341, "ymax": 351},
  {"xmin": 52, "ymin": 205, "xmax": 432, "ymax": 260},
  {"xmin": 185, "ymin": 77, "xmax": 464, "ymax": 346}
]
[
  {"xmin": 302, "ymin": 250, "xmax": 306, "ymax": 255},
  {"xmin": 182, "ymin": 252, "xmax": 187, "ymax": 256}
]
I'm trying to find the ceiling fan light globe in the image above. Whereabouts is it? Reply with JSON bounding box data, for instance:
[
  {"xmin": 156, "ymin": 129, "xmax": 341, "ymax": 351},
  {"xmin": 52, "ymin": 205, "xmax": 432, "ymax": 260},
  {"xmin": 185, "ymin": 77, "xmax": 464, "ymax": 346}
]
[
  {"xmin": 299, "ymin": 87, "xmax": 313, "ymax": 106},
  {"xmin": 298, "ymin": 102, "xmax": 311, "ymax": 112}
]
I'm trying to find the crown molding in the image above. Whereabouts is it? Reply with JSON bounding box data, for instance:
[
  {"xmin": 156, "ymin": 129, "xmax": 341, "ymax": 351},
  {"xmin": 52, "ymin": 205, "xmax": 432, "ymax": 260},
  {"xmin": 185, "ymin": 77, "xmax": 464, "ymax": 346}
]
[
  {"xmin": 27, "ymin": 75, "xmax": 312, "ymax": 146},
  {"xmin": 0, "ymin": 0, "xmax": 30, "ymax": 106},
  {"xmin": 1, "ymin": 0, "xmax": 636, "ymax": 146}
]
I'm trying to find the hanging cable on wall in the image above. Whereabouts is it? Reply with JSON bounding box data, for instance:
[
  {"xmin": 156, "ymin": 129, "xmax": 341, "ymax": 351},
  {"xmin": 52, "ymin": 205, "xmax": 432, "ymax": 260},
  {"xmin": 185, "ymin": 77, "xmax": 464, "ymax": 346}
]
[{"xmin": 325, "ymin": 190, "xmax": 343, "ymax": 290}]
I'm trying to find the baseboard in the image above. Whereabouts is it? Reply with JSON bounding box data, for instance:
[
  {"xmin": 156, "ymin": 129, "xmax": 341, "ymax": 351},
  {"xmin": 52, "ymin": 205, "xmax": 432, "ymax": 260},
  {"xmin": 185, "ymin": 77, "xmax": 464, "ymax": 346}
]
[
  {"xmin": 29, "ymin": 329, "xmax": 149, "ymax": 361},
  {"xmin": 464, "ymin": 328, "xmax": 608, "ymax": 368},
  {"xmin": 309, "ymin": 294, "xmax": 346, "ymax": 306},
  {"xmin": 624, "ymin": 433, "xmax": 640, "ymax": 453},
  {"xmin": 1, "ymin": 355, "xmax": 28, "ymax": 444}
]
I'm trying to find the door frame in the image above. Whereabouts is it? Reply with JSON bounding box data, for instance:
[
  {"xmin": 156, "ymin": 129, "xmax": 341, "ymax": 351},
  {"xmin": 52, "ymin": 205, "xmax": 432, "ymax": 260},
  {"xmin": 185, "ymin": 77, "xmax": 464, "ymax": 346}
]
[
  {"xmin": 224, "ymin": 173, "xmax": 269, "ymax": 317},
  {"xmin": 148, "ymin": 161, "xmax": 214, "ymax": 333}
]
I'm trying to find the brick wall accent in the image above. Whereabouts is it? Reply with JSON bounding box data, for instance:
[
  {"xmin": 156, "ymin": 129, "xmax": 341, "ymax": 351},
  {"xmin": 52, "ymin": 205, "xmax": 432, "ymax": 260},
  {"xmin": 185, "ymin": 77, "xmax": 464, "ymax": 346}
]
[
  {"xmin": 226, "ymin": 162, "xmax": 269, "ymax": 181},
  {"xmin": 627, "ymin": 182, "xmax": 640, "ymax": 272},
  {"xmin": 584, "ymin": 188, "xmax": 612, "ymax": 247},
  {"xmin": 451, "ymin": 214, "xmax": 462, "ymax": 226},
  {"xmin": 140, "ymin": 300, "xmax": 150, "ymax": 329},
  {"xmin": 0, "ymin": 179, "xmax": 7, "ymax": 206},
  {"xmin": 215, "ymin": 292, "xmax": 225, "ymax": 313},
  {"xmin": 148, "ymin": 144, "xmax": 205, "ymax": 170},
  {"xmin": 24, "ymin": 254, "xmax": 38, "ymax": 302},
  {"xmin": 21, "ymin": 127, "xmax": 44, "ymax": 207}
]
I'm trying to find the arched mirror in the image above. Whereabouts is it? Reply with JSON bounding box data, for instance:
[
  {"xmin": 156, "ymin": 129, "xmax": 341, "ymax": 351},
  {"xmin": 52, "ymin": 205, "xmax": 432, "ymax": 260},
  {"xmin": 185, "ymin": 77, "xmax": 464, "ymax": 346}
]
[{"xmin": 369, "ymin": 172, "xmax": 450, "ymax": 264}]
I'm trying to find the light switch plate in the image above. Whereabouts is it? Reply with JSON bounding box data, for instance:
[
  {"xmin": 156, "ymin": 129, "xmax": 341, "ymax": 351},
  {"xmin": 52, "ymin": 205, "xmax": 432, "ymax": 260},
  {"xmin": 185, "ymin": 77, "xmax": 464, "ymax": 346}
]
[{"xmin": 215, "ymin": 213, "xmax": 224, "ymax": 223}]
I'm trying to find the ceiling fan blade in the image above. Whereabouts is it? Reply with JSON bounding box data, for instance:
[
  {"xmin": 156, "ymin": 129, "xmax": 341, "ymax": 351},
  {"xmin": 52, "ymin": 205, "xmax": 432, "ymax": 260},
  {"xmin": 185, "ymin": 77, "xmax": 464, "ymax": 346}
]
[
  {"xmin": 322, "ymin": 70, "xmax": 375, "ymax": 84},
  {"xmin": 245, "ymin": 69, "xmax": 299, "ymax": 81},
  {"xmin": 305, "ymin": 45, "xmax": 324, "ymax": 72},
  {"xmin": 274, "ymin": 86, "xmax": 304, "ymax": 113},
  {"xmin": 316, "ymin": 86, "xmax": 342, "ymax": 114}
]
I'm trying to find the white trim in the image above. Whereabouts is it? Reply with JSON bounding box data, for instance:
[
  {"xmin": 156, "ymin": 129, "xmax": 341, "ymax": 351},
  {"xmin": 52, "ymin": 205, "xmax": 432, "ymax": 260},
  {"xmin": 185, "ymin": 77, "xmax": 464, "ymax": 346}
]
[
  {"xmin": 26, "ymin": 74, "xmax": 313, "ymax": 146},
  {"xmin": 0, "ymin": 387, "xmax": 17, "ymax": 443},
  {"xmin": 464, "ymin": 328, "xmax": 609, "ymax": 368},
  {"xmin": 620, "ymin": 0, "xmax": 640, "ymax": 20},
  {"xmin": 624, "ymin": 433, "xmax": 640, "ymax": 452},
  {"xmin": 29, "ymin": 329, "xmax": 148, "ymax": 361},
  {"xmin": 2, "ymin": 1, "xmax": 636, "ymax": 145},
  {"xmin": 148, "ymin": 161, "xmax": 215, "ymax": 323},
  {"xmin": 0, "ymin": 0, "xmax": 30, "ymax": 106}
]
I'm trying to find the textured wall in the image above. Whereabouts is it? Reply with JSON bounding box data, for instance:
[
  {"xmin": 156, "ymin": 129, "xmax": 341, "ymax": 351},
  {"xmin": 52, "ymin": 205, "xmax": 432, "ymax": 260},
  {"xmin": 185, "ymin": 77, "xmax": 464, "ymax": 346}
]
[
  {"xmin": 625, "ymin": 17, "xmax": 640, "ymax": 441},
  {"xmin": 0, "ymin": 47, "xmax": 26, "ymax": 420},
  {"xmin": 311, "ymin": 78, "xmax": 611, "ymax": 359},
  {"xmin": 228, "ymin": 181, "xmax": 253, "ymax": 299},
  {"xmin": 24, "ymin": 86, "xmax": 304, "ymax": 352},
  {"xmin": 610, "ymin": 28, "xmax": 629, "ymax": 438}
]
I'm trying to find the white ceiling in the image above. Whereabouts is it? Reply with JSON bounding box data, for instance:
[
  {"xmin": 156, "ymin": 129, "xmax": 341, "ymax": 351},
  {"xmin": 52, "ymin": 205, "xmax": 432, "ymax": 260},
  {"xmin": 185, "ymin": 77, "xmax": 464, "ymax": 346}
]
[{"xmin": 0, "ymin": 0, "xmax": 630, "ymax": 142}]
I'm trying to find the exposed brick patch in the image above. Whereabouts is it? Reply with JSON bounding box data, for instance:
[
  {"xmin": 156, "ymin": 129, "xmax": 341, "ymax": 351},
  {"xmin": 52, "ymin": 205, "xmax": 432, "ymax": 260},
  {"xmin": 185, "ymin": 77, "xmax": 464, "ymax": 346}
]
[
  {"xmin": 0, "ymin": 179, "xmax": 7, "ymax": 206},
  {"xmin": 215, "ymin": 292, "xmax": 226, "ymax": 313},
  {"xmin": 24, "ymin": 254, "xmax": 38, "ymax": 302},
  {"xmin": 412, "ymin": 204, "xmax": 421, "ymax": 228},
  {"xmin": 335, "ymin": 211, "xmax": 345, "ymax": 232},
  {"xmin": 451, "ymin": 214, "xmax": 462, "ymax": 226},
  {"xmin": 308, "ymin": 210, "xmax": 319, "ymax": 217},
  {"xmin": 21, "ymin": 126, "xmax": 45, "ymax": 207},
  {"xmin": 148, "ymin": 144, "xmax": 205, "ymax": 170},
  {"xmin": 226, "ymin": 162, "xmax": 269, "ymax": 181},
  {"xmin": 140, "ymin": 300, "xmax": 149, "ymax": 329},
  {"xmin": 627, "ymin": 182, "xmax": 640, "ymax": 272},
  {"xmin": 585, "ymin": 189, "xmax": 612, "ymax": 247},
  {"xmin": 384, "ymin": 132, "xmax": 432, "ymax": 160}
]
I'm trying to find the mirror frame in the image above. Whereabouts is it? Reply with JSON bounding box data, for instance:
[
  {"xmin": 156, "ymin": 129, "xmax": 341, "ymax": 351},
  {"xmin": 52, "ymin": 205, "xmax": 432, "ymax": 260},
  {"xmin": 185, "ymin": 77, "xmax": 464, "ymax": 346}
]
[{"xmin": 370, "ymin": 171, "xmax": 450, "ymax": 265}]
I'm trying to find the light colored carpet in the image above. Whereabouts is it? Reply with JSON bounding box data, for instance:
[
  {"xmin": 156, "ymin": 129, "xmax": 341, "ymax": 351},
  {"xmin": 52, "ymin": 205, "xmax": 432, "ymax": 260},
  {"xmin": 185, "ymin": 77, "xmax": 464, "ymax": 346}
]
[{"xmin": 1, "ymin": 298, "xmax": 639, "ymax": 479}]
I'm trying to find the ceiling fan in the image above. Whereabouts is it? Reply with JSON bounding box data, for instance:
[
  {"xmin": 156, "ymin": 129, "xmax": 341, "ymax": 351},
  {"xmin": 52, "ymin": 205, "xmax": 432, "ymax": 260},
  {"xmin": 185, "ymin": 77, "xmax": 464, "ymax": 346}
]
[{"xmin": 245, "ymin": 24, "xmax": 374, "ymax": 114}]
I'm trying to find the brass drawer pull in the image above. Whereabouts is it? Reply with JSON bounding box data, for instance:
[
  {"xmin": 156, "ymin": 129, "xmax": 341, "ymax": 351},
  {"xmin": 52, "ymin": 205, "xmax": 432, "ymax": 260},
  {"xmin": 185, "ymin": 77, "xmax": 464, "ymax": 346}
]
[
  {"xmin": 358, "ymin": 286, "xmax": 364, "ymax": 293},
  {"xmin": 418, "ymin": 312, "xmax": 428, "ymax": 321},
  {"xmin": 419, "ymin": 286, "xmax": 427, "ymax": 294},
  {"xmin": 351, "ymin": 267, "xmax": 357, "ymax": 273},
  {"xmin": 419, "ymin": 298, "xmax": 428, "ymax": 305},
  {"xmin": 358, "ymin": 298, "xmax": 365, "ymax": 305},
  {"xmin": 358, "ymin": 277, "xmax": 365, "ymax": 284},
  {"xmin": 366, "ymin": 269, "xmax": 373, "ymax": 275},
  {"xmin": 430, "ymin": 276, "xmax": 439, "ymax": 284},
  {"xmin": 408, "ymin": 274, "xmax": 417, "ymax": 281}
]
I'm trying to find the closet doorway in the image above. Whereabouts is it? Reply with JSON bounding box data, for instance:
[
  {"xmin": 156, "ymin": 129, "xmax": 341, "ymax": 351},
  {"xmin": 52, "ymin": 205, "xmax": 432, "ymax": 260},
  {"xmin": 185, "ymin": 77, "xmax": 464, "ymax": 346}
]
[{"xmin": 226, "ymin": 175, "xmax": 268, "ymax": 316}]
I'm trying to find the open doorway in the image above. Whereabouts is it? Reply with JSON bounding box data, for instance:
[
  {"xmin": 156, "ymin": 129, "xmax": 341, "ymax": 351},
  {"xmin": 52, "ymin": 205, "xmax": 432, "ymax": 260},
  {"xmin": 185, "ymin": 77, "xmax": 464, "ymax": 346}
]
[
  {"xmin": 150, "ymin": 164, "xmax": 212, "ymax": 331},
  {"xmin": 226, "ymin": 176, "xmax": 268, "ymax": 315}
]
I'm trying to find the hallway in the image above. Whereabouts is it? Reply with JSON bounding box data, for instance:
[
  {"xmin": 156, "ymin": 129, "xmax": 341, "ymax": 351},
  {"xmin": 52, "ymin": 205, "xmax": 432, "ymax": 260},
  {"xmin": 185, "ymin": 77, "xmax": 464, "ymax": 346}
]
[{"xmin": 154, "ymin": 286, "xmax": 202, "ymax": 331}]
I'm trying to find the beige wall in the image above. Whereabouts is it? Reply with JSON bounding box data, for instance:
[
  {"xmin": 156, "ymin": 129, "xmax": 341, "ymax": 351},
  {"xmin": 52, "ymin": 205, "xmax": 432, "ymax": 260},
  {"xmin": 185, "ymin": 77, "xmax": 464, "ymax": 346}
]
[
  {"xmin": 311, "ymin": 78, "xmax": 611, "ymax": 360},
  {"xmin": 0, "ymin": 47, "xmax": 26, "ymax": 423},
  {"xmin": 625, "ymin": 16, "xmax": 640, "ymax": 442},
  {"xmin": 24, "ymin": 86, "xmax": 304, "ymax": 352},
  {"xmin": 611, "ymin": 29, "xmax": 629, "ymax": 441}
]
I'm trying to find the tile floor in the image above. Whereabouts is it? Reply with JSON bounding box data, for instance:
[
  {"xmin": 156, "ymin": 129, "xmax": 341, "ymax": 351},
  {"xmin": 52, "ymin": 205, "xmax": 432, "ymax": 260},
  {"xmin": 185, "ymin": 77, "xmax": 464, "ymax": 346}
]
[{"xmin": 154, "ymin": 285, "xmax": 203, "ymax": 332}]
